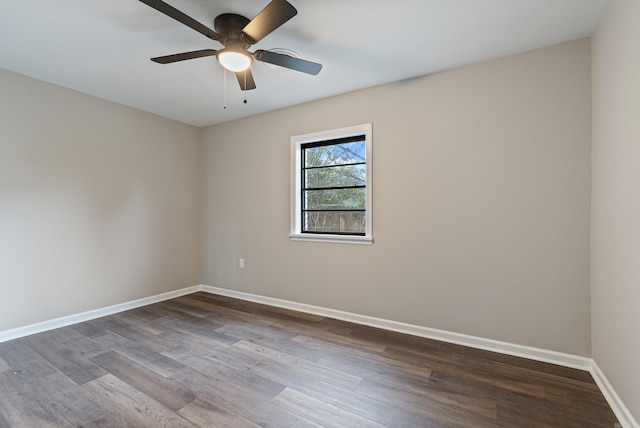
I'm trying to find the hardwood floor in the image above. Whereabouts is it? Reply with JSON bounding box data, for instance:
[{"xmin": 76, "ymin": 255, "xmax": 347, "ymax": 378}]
[{"xmin": 0, "ymin": 292, "xmax": 619, "ymax": 427}]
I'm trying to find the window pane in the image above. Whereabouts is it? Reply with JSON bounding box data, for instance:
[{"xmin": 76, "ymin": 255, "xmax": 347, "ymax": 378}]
[
  {"xmin": 304, "ymin": 188, "xmax": 365, "ymax": 210},
  {"xmin": 305, "ymin": 141, "xmax": 365, "ymax": 168},
  {"xmin": 304, "ymin": 211, "xmax": 366, "ymax": 234},
  {"xmin": 305, "ymin": 164, "xmax": 366, "ymax": 189}
]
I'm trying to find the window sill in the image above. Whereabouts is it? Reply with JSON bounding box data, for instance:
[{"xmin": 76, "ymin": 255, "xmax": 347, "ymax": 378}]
[{"xmin": 289, "ymin": 233, "xmax": 373, "ymax": 245}]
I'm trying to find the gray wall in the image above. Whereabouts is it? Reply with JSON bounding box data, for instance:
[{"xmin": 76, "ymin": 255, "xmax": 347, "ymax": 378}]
[
  {"xmin": 592, "ymin": 0, "xmax": 640, "ymax": 420},
  {"xmin": 202, "ymin": 38, "xmax": 593, "ymax": 356},
  {"xmin": 0, "ymin": 68, "xmax": 202, "ymax": 331}
]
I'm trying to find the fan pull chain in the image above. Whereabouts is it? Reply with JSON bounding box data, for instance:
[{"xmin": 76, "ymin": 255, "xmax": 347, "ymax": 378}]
[
  {"xmin": 223, "ymin": 68, "xmax": 228, "ymax": 109},
  {"xmin": 243, "ymin": 70, "xmax": 248, "ymax": 104}
]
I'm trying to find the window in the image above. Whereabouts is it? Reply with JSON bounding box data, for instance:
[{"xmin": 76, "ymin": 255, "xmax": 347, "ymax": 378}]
[{"xmin": 290, "ymin": 124, "xmax": 372, "ymax": 244}]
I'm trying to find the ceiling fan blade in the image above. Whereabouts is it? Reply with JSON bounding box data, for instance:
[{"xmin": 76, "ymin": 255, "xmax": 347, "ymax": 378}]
[
  {"xmin": 235, "ymin": 69, "xmax": 257, "ymax": 91},
  {"xmin": 254, "ymin": 50, "xmax": 322, "ymax": 75},
  {"xmin": 139, "ymin": 0, "xmax": 220, "ymax": 41},
  {"xmin": 242, "ymin": 0, "xmax": 297, "ymax": 44},
  {"xmin": 151, "ymin": 49, "xmax": 218, "ymax": 64}
]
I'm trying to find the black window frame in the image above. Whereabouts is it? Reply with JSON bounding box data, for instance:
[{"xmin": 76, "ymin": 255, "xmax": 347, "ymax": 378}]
[{"xmin": 300, "ymin": 134, "xmax": 367, "ymax": 236}]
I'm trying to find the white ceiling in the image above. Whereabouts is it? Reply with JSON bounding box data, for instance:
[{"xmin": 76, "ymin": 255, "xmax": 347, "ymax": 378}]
[{"xmin": 0, "ymin": 0, "xmax": 612, "ymax": 127}]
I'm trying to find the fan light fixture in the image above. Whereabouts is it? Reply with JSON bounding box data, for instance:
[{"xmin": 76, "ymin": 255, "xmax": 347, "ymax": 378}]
[{"xmin": 217, "ymin": 49, "xmax": 253, "ymax": 72}]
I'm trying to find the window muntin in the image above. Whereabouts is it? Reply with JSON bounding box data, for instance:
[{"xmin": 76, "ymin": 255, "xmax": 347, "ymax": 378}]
[
  {"xmin": 290, "ymin": 124, "xmax": 372, "ymax": 244},
  {"xmin": 302, "ymin": 136, "xmax": 367, "ymax": 235},
  {"xmin": 305, "ymin": 164, "xmax": 366, "ymax": 188}
]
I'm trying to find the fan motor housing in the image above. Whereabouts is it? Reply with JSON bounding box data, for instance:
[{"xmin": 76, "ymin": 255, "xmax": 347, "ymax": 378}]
[{"xmin": 214, "ymin": 13, "xmax": 251, "ymax": 45}]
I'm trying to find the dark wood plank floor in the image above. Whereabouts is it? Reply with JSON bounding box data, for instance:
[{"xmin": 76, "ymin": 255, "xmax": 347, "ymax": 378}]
[{"xmin": 0, "ymin": 292, "xmax": 619, "ymax": 427}]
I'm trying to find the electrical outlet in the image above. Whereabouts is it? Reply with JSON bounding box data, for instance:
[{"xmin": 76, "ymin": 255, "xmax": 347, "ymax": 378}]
[{"xmin": 239, "ymin": 258, "xmax": 244, "ymax": 269}]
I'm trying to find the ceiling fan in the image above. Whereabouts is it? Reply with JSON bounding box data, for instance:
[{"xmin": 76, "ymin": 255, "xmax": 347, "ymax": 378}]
[{"xmin": 138, "ymin": 0, "xmax": 322, "ymax": 91}]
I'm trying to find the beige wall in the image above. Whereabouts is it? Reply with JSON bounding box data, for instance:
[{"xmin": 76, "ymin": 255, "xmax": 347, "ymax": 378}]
[
  {"xmin": 592, "ymin": 0, "xmax": 640, "ymax": 421},
  {"xmin": 2, "ymin": 12, "xmax": 635, "ymax": 416},
  {"xmin": 0, "ymin": 36, "xmax": 597, "ymax": 362},
  {"xmin": 202, "ymin": 38, "xmax": 592, "ymax": 356},
  {"xmin": 0, "ymin": 68, "xmax": 202, "ymax": 331}
]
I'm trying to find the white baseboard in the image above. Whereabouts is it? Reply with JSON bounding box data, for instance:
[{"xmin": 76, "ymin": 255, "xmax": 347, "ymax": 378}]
[
  {"xmin": 591, "ymin": 361, "xmax": 640, "ymax": 428},
  {"xmin": 202, "ymin": 285, "xmax": 640, "ymax": 427},
  {"xmin": 2, "ymin": 284, "xmax": 634, "ymax": 427},
  {"xmin": 200, "ymin": 285, "xmax": 592, "ymax": 371},
  {"xmin": 0, "ymin": 285, "xmax": 200, "ymax": 344},
  {"xmin": 0, "ymin": 283, "xmax": 590, "ymax": 371}
]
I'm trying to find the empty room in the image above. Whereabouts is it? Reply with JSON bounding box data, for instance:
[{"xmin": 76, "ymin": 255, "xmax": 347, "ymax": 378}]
[{"xmin": 0, "ymin": 0, "xmax": 638, "ymax": 426}]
